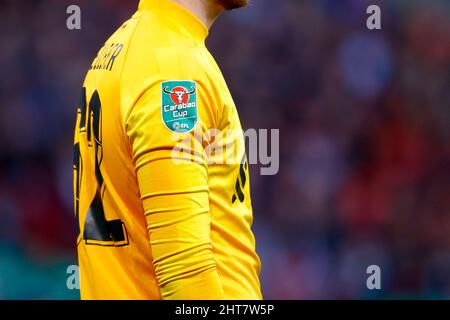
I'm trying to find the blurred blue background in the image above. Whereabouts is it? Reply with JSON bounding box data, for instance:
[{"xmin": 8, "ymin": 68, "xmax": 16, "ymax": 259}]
[{"xmin": 0, "ymin": 0, "xmax": 449, "ymax": 299}]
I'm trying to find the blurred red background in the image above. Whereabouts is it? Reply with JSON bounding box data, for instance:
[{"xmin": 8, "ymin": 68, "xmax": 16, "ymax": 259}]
[{"xmin": 0, "ymin": 0, "xmax": 448, "ymax": 299}]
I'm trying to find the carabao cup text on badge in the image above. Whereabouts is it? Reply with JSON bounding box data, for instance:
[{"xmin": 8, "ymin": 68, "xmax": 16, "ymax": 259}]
[{"xmin": 161, "ymin": 80, "xmax": 198, "ymax": 133}]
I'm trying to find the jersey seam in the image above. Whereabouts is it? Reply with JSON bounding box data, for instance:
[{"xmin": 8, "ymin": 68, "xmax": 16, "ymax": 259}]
[
  {"xmin": 194, "ymin": 41, "xmax": 224, "ymax": 129},
  {"xmin": 118, "ymin": 12, "xmax": 145, "ymax": 152}
]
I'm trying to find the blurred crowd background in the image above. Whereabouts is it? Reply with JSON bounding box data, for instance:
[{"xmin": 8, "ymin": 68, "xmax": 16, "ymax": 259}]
[{"xmin": 0, "ymin": 0, "xmax": 449, "ymax": 299}]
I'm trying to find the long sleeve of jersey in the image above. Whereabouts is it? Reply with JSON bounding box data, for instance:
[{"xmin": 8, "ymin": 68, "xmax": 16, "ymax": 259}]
[{"xmin": 125, "ymin": 79, "xmax": 225, "ymax": 300}]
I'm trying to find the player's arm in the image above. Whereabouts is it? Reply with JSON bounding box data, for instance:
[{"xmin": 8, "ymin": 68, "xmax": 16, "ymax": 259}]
[{"xmin": 125, "ymin": 79, "xmax": 224, "ymax": 300}]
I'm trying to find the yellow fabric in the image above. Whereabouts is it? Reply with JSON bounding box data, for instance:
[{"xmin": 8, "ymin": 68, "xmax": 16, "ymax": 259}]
[{"xmin": 74, "ymin": 0, "xmax": 261, "ymax": 300}]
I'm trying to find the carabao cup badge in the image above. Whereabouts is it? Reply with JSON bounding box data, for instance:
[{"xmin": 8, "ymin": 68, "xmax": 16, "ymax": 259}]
[{"xmin": 161, "ymin": 80, "xmax": 198, "ymax": 133}]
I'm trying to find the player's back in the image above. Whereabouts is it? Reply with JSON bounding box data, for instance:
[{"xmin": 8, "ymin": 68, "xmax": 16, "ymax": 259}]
[
  {"xmin": 74, "ymin": 0, "xmax": 261, "ymax": 300},
  {"xmin": 74, "ymin": 7, "xmax": 161, "ymax": 299}
]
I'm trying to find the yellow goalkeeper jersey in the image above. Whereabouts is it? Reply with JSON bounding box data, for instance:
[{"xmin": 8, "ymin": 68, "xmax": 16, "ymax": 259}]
[{"xmin": 73, "ymin": 0, "xmax": 261, "ymax": 300}]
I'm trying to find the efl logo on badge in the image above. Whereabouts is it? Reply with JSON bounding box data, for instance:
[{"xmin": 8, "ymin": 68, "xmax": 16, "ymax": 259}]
[{"xmin": 161, "ymin": 80, "xmax": 198, "ymax": 133}]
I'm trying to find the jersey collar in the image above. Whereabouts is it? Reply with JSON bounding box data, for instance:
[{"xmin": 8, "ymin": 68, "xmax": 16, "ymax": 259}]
[{"xmin": 138, "ymin": 0, "xmax": 209, "ymax": 42}]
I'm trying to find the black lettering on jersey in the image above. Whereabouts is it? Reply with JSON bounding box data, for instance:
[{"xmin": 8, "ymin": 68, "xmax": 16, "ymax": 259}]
[
  {"xmin": 73, "ymin": 88, "xmax": 87, "ymax": 240},
  {"xmin": 79, "ymin": 87, "xmax": 87, "ymax": 131},
  {"xmin": 106, "ymin": 44, "xmax": 123, "ymax": 71},
  {"xmin": 89, "ymin": 43, "xmax": 123, "ymax": 72},
  {"xmin": 73, "ymin": 142, "xmax": 81, "ymax": 238},
  {"xmin": 74, "ymin": 88, "xmax": 129, "ymax": 247},
  {"xmin": 232, "ymin": 157, "xmax": 249, "ymax": 204}
]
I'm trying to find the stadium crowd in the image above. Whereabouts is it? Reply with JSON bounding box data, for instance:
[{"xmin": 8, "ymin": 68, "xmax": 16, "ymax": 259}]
[{"xmin": 0, "ymin": 0, "xmax": 448, "ymax": 299}]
